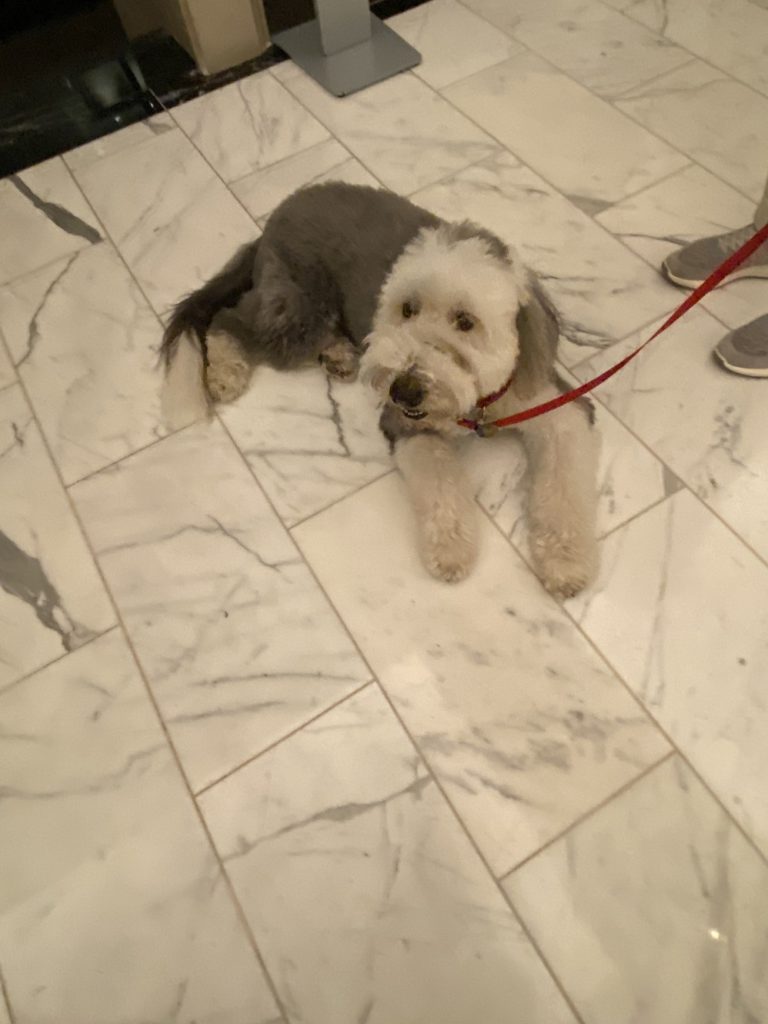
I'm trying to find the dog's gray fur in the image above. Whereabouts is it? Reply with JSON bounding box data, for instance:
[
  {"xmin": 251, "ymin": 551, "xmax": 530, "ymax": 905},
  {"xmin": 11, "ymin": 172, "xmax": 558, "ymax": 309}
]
[
  {"xmin": 162, "ymin": 182, "xmax": 599, "ymax": 596},
  {"xmin": 162, "ymin": 183, "xmax": 439, "ymax": 370}
]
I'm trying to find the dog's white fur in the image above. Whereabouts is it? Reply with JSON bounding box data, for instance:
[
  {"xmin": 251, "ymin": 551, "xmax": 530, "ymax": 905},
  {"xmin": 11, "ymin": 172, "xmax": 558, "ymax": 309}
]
[
  {"xmin": 361, "ymin": 227, "xmax": 598, "ymax": 597},
  {"xmin": 161, "ymin": 333, "xmax": 208, "ymax": 430},
  {"xmin": 361, "ymin": 227, "xmax": 529, "ymax": 420}
]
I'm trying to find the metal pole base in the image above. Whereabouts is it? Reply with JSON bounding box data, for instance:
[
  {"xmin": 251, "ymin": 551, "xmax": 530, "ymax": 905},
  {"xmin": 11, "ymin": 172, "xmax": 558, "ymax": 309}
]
[{"xmin": 273, "ymin": 14, "xmax": 421, "ymax": 98}]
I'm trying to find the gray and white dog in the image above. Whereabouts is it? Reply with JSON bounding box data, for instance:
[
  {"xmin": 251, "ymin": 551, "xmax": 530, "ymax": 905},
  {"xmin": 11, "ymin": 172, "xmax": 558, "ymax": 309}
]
[{"xmin": 161, "ymin": 182, "xmax": 598, "ymax": 596}]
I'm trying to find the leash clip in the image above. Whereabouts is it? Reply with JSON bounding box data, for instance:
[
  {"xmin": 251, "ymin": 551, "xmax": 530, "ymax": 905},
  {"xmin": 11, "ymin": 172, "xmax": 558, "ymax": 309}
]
[{"xmin": 475, "ymin": 420, "xmax": 498, "ymax": 438}]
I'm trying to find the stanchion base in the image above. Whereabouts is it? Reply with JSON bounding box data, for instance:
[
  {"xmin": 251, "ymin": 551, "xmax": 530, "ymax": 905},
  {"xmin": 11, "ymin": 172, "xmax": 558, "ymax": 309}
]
[{"xmin": 273, "ymin": 14, "xmax": 421, "ymax": 98}]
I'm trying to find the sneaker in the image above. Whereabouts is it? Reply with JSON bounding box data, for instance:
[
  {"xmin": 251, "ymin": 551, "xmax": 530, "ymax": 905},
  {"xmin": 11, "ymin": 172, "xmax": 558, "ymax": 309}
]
[
  {"xmin": 662, "ymin": 225, "xmax": 768, "ymax": 289},
  {"xmin": 714, "ymin": 314, "xmax": 768, "ymax": 378}
]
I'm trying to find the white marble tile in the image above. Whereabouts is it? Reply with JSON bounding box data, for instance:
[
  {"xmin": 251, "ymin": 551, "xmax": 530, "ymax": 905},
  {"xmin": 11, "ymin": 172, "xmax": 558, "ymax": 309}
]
[
  {"xmin": 63, "ymin": 112, "xmax": 175, "ymax": 171},
  {"xmin": 615, "ymin": 60, "xmax": 768, "ymax": 203},
  {"xmin": 220, "ymin": 365, "xmax": 392, "ymax": 526},
  {"xmin": 282, "ymin": 68, "xmax": 499, "ymax": 194},
  {"xmin": 294, "ymin": 474, "xmax": 669, "ymax": 875},
  {"xmin": 572, "ymin": 306, "xmax": 768, "ymax": 564},
  {"xmin": 0, "ymin": 338, "xmax": 15, "ymax": 391},
  {"xmin": 595, "ymin": 163, "xmax": 757, "ymax": 268},
  {"xmin": 0, "ymin": 243, "xmax": 166, "ymax": 484},
  {"xmin": 594, "ymin": 164, "xmax": 768, "ymax": 331},
  {"xmin": 232, "ymin": 138, "xmax": 381, "ymax": 222},
  {"xmin": 201, "ymin": 685, "xmax": 577, "ymax": 1024},
  {"xmin": 71, "ymin": 420, "xmax": 369, "ymax": 792},
  {"xmin": 0, "ymin": 630, "xmax": 279, "ymax": 1024},
  {"xmin": 0, "ymin": 385, "xmax": 115, "ymax": 687},
  {"xmin": 72, "ymin": 128, "xmax": 257, "ymax": 316},
  {"xmin": 568, "ymin": 490, "xmax": 768, "ymax": 856},
  {"xmin": 411, "ymin": 151, "xmax": 680, "ymax": 362},
  {"xmin": 625, "ymin": 0, "xmax": 768, "ymax": 99},
  {"xmin": 465, "ymin": 396, "xmax": 673, "ymax": 545},
  {"xmin": 700, "ymin": 277, "xmax": 768, "ymax": 333},
  {"xmin": 0, "ymin": 157, "xmax": 101, "ymax": 286},
  {"xmin": 464, "ymin": 0, "xmax": 691, "ymax": 97},
  {"xmin": 172, "ymin": 70, "xmax": 329, "ymax": 183},
  {"xmin": 269, "ymin": 59, "xmax": 301, "ymax": 84},
  {"xmin": 505, "ymin": 755, "xmax": 768, "ymax": 1024},
  {"xmin": 443, "ymin": 52, "xmax": 688, "ymax": 203},
  {"xmin": 389, "ymin": 0, "xmax": 523, "ymax": 90}
]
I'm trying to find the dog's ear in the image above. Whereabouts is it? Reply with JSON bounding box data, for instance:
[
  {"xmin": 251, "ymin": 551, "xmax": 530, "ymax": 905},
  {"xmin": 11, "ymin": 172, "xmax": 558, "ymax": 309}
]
[{"xmin": 513, "ymin": 276, "xmax": 559, "ymax": 399}]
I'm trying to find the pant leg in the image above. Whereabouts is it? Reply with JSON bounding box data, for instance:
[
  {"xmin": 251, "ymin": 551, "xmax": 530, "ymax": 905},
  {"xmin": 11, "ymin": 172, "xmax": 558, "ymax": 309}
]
[{"xmin": 755, "ymin": 172, "xmax": 768, "ymax": 229}]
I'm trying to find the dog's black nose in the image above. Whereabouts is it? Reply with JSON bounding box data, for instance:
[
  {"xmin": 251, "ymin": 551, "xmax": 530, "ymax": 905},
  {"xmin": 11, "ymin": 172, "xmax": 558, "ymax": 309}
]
[{"xmin": 389, "ymin": 375, "xmax": 424, "ymax": 409}]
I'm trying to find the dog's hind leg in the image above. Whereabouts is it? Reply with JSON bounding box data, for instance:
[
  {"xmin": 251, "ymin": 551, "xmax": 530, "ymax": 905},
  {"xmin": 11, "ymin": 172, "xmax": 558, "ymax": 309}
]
[
  {"xmin": 204, "ymin": 308, "xmax": 255, "ymax": 405},
  {"xmin": 395, "ymin": 433, "xmax": 478, "ymax": 583},
  {"xmin": 518, "ymin": 391, "xmax": 599, "ymax": 598}
]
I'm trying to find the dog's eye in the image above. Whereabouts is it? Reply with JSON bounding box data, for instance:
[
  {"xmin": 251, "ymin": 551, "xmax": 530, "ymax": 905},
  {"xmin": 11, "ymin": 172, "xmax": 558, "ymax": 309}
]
[
  {"xmin": 402, "ymin": 301, "xmax": 417, "ymax": 319},
  {"xmin": 455, "ymin": 311, "xmax": 475, "ymax": 332}
]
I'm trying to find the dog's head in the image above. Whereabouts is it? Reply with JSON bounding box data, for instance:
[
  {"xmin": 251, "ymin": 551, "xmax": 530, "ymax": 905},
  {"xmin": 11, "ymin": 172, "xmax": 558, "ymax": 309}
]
[{"xmin": 361, "ymin": 222, "xmax": 534, "ymax": 431}]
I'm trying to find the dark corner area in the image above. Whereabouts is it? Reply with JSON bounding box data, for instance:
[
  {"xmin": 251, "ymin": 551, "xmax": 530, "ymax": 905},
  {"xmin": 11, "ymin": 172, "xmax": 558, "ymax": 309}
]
[{"xmin": 0, "ymin": 0, "xmax": 427, "ymax": 179}]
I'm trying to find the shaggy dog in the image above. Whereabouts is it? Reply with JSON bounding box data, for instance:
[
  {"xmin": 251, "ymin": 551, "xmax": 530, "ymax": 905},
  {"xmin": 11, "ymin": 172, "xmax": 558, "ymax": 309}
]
[{"xmin": 161, "ymin": 182, "xmax": 599, "ymax": 596}]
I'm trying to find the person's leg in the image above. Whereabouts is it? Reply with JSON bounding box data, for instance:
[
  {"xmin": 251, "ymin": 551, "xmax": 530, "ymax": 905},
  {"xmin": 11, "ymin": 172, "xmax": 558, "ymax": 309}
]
[{"xmin": 661, "ymin": 173, "xmax": 768, "ymax": 378}]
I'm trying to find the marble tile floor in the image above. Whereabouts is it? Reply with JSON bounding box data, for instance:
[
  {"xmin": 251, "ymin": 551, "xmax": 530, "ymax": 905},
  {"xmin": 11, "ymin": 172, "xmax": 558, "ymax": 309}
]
[{"xmin": 1, "ymin": 1, "xmax": 767, "ymax": 1021}]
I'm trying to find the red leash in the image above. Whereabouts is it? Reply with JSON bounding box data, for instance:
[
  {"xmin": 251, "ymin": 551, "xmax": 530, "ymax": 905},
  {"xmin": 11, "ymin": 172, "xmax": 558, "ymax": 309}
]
[{"xmin": 458, "ymin": 221, "xmax": 768, "ymax": 436}]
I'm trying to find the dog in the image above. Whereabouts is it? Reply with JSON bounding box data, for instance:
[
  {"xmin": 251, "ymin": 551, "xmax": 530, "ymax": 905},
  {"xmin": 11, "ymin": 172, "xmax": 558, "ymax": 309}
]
[{"xmin": 161, "ymin": 182, "xmax": 599, "ymax": 597}]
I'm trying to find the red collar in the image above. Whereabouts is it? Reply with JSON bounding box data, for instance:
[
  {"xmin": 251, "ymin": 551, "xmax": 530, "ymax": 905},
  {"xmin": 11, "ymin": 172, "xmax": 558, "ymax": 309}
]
[
  {"xmin": 475, "ymin": 371, "xmax": 516, "ymax": 409},
  {"xmin": 457, "ymin": 371, "xmax": 515, "ymax": 434}
]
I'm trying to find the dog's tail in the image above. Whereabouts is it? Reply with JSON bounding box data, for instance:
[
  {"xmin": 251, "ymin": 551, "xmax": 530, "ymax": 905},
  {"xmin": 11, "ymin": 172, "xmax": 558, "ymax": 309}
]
[{"xmin": 160, "ymin": 240, "xmax": 259, "ymax": 429}]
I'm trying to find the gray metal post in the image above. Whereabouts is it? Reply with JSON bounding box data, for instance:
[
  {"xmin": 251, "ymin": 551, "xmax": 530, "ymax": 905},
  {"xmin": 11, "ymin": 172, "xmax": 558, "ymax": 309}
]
[{"xmin": 272, "ymin": 0, "xmax": 421, "ymax": 98}]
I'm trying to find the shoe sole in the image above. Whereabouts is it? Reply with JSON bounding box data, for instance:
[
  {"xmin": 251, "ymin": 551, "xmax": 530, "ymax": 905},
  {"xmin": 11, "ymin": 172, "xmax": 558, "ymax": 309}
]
[
  {"xmin": 663, "ymin": 262, "xmax": 768, "ymax": 289},
  {"xmin": 714, "ymin": 347, "xmax": 768, "ymax": 378}
]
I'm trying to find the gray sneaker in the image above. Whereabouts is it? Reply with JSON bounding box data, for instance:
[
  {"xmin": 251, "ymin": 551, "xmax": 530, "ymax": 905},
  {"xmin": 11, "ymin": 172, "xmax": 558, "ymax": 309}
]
[
  {"xmin": 714, "ymin": 314, "xmax": 768, "ymax": 378},
  {"xmin": 662, "ymin": 225, "xmax": 768, "ymax": 288}
]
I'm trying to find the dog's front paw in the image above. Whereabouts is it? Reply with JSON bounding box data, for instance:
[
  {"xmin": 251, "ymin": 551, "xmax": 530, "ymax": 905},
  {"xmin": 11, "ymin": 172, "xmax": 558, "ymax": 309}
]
[
  {"xmin": 421, "ymin": 513, "xmax": 478, "ymax": 584},
  {"xmin": 530, "ymin": 531, "xmax": 597, "ymax": 599}
]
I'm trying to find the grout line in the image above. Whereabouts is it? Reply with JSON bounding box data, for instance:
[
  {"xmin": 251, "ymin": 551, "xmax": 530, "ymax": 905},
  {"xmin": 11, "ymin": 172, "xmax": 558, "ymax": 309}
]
[
  {"xmin": 500, "ymin": 750, "xmax": 676, "ymax": 879},
  {"xmin": 0, "ymin": 239, "xmax": 98, "ymax": 292},
  {"xmin": 265, "ymin": 68, "xmax": 436, "ymax": 192},
  {"xmin": 0, "ymin": 625, "xmax": 117, "ymax": 701},
  {"xmin": 223, "ymin": 135, "xmax": 350, "ymax": 189},
  {"xmin": 561, "ymin": 309, "xmax": 669, "ymax": 373},
  {"xmin": 63, "ymin": 419, "xmax": 194, "ymax": 490},
  {"xmin": 287, "ymin": 467, "xmax": 395, "ymax": 532},
  {"xmin": 478, "ymin": 499, "xmax": 768, "ymax": 873},
  {"xmin": 597, "ymin": 489, "xmax": 671, "ymax": 541},
  {"xmin": 167, "ymin": 88, "xmax": 389, "ymax": 218},
  {"xmin": 194, "ymin": 679, "xmax": 374, "ymax": 796},
  {"xmin": 166, "ymin": 109, "xmax": 261, "ymax": 227},
  {"xmin": 566, "ymin": 357, "xmax": 768, "ymax": 574},
  {"xmin": 4, "ymin": 368, "xmax": 290, "ymax": 1020},
  {"xmin": 403, "ymin": 149, "xmax": 500, "ymax": 198},
  {"xmin": 363, "ymin": 684, "xmax": 588, "ymax": 1024},
  {"xmin": 60, "ymin": 158, "xmax": 176, "ymax": 326},
  {"xmin": 222, "ymin": 434, "xmax": 591, "ymax": 1024},
  {"xmin": 612, "ymin": 0, "xmax": 768, "ymax": 110},
  {"xmin": 0, "ymin": 963, "xmax": 15, "ymax": 1024},
  {"xmin": 582, "ymin": 156, "xmax": 695, "ymax": 219}
]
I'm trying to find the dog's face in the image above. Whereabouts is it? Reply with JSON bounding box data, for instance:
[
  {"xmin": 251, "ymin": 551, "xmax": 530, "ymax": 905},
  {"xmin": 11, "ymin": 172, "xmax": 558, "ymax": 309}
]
[{"xmin": 361, "ymin": 225, "xmax": 530, "ymax": 431}]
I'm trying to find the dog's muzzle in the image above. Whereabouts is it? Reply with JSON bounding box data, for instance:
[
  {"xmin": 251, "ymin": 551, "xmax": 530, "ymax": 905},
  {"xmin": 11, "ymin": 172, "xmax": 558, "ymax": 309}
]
[{"xmin": 389, "ymin": 374, "xmax": 426, "ymax": 419}]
